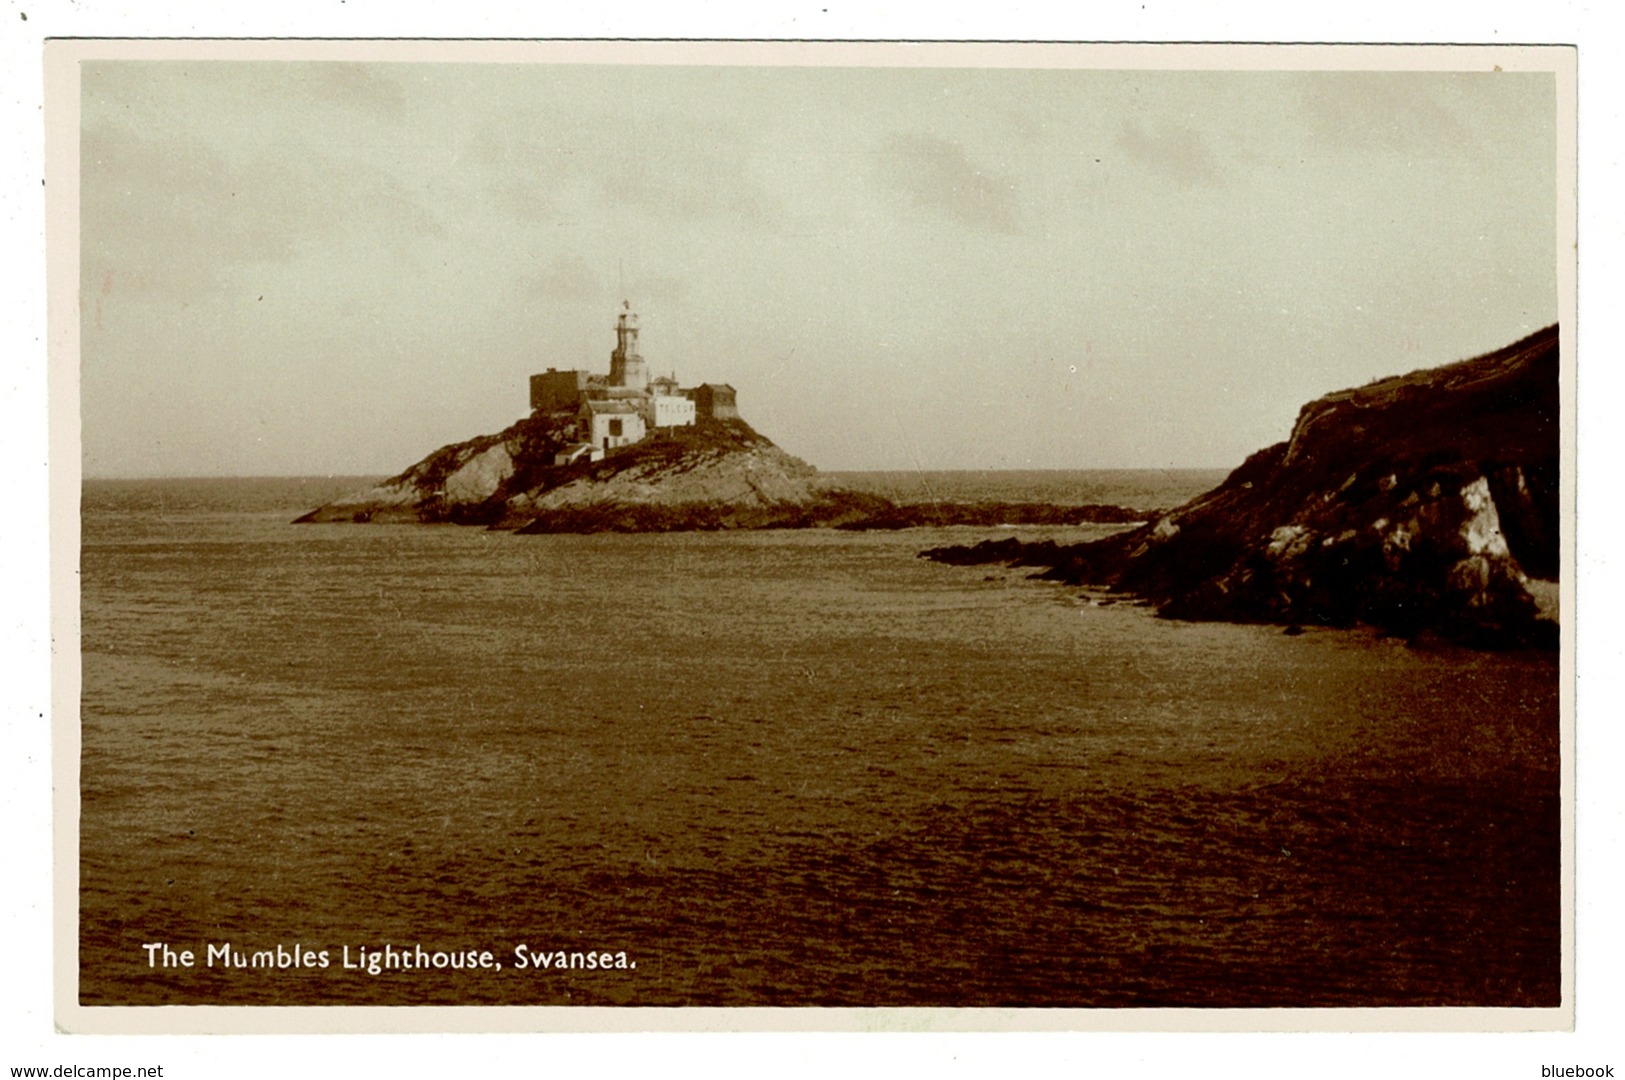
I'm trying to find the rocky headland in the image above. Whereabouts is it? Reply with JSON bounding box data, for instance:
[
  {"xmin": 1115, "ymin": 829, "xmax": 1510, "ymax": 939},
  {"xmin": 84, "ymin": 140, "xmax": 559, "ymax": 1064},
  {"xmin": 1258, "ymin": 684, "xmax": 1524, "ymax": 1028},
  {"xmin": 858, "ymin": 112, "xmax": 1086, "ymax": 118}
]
[
  {"xmin": 924, "ymin": 326, "xmax": 1561, "ymax": 648},
  {"xmin": 296, "ymin": 414, "xmax": 1143, "ymax": 534}
]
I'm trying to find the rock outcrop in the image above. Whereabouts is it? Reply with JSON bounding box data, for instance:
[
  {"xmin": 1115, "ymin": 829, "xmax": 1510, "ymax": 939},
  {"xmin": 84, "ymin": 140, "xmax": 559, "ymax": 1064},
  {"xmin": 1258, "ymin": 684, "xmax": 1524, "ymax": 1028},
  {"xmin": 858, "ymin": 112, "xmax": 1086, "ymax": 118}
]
[
  {"xmin": 297, "ymin": 414, "xmax": 1146, "ymax": 533},
  {"xmin": 510, "ymin": 420, "xmax": 882, "ymax": 533},
  {"xmin": 923, "ymin": 326, "xmax": 1561, "ymax": 648},
  {"xmin": 296, "ymin": 415, "xmax": 860, "ymax": 529}
]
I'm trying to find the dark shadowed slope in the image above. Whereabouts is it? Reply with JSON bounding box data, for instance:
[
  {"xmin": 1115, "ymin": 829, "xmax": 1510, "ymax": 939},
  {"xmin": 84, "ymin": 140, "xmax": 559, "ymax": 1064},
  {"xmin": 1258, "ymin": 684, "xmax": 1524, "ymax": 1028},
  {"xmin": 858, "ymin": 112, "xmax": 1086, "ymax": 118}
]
[{"xmin": 925, "ymin": 325, "xmax": 1560, "ymax": 648}]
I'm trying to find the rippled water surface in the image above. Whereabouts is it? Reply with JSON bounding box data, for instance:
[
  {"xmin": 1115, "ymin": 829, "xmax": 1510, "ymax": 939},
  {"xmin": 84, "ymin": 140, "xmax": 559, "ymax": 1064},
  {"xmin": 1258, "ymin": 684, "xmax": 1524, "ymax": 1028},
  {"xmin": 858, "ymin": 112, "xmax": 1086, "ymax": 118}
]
[{"xmin": 78, "ymin": 475, "xmax": 1560, "ymax": 1007}]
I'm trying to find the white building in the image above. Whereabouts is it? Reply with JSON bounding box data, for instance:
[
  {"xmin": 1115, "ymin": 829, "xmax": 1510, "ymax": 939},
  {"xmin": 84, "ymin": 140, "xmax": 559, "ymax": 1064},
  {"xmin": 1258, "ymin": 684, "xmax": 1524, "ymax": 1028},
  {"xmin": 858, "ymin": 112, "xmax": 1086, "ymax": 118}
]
[
  {"xmin": 580, "ymin": 398, "xmax": 646, "ymax": 452},
  {"xmin": 649, "ymin": 392, "xmax": 697, "ymax": 430}
]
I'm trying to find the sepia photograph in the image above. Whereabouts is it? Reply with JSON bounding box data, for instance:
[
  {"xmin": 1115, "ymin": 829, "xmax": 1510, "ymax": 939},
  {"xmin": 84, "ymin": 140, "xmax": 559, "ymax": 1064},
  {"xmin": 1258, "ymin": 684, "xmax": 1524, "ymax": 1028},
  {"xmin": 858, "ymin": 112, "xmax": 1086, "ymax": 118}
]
[{"xmin": 53, "ymin": 39, "xmax": 1572, "ymax": 1030}]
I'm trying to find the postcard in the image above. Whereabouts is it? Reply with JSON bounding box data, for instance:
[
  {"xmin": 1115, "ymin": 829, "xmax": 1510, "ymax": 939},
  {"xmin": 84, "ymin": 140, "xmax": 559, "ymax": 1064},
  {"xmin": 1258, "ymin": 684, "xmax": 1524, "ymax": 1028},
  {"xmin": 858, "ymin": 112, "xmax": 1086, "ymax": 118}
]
[{"xmin": 48, "ymin": 39, "xmax": 1576, "ymax": 1035}]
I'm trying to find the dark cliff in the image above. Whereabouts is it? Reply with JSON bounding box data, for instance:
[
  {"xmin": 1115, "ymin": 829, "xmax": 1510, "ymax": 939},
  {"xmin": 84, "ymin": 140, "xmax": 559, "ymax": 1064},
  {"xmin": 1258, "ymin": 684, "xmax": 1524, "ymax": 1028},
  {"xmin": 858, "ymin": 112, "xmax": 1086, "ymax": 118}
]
[{"xmin": 925, "ymin": 325, "xmax": 1561, "ymax": 648}]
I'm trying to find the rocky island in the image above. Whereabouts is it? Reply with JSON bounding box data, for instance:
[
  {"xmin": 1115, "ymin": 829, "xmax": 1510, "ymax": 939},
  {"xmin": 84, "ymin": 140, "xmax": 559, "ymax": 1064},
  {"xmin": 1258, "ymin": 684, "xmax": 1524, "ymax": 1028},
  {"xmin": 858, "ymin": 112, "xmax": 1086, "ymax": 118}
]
[
  {"xmin": 296, "ymin": 303, "xmax": 1141, "ymax": 533},
  {"xmin": 924, "ymin": 326, "xmax": 1561, "ymax": 648}
]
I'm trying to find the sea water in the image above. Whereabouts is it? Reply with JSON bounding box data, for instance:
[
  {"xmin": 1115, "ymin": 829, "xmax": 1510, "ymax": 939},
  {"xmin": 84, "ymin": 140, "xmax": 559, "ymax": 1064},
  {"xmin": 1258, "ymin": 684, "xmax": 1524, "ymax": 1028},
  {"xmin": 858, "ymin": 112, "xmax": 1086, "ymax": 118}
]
[{"xmin": 77, "ymin": 475, "xmax": 1560, "ymax": 1007}]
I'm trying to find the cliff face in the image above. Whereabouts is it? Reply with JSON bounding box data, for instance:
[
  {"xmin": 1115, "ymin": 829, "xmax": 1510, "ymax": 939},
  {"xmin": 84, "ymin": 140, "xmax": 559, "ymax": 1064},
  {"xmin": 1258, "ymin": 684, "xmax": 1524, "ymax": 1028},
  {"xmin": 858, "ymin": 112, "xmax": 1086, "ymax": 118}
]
[{"xmin": 926, "ymin": 326, "xmax": 1561, "ymax": 648}]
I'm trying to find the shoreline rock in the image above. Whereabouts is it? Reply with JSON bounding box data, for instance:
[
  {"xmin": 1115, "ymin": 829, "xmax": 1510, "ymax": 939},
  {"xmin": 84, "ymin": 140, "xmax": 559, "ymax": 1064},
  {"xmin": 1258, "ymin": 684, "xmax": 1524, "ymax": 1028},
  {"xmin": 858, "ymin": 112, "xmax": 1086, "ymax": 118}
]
[{"xmin": 922, "ymin": 326, "xmax": 1561, "ymax": 649}]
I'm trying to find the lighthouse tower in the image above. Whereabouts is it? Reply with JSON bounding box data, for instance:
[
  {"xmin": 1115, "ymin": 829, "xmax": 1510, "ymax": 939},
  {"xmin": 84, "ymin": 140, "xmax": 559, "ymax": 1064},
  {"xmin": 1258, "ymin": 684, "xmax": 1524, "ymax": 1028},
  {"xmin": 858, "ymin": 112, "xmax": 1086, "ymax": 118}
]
[{"xmin": 608, "ymin": 301, "xmax": 649, "ymax": 391}]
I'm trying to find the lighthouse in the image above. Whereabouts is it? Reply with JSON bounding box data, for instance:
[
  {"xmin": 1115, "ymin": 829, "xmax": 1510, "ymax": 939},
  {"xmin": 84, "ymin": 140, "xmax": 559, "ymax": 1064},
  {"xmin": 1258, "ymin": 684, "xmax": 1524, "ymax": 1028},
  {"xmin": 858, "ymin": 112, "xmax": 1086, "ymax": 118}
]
[{"xmin": 608, "ymin": 301, "xmax": 649, "ymax": 391}]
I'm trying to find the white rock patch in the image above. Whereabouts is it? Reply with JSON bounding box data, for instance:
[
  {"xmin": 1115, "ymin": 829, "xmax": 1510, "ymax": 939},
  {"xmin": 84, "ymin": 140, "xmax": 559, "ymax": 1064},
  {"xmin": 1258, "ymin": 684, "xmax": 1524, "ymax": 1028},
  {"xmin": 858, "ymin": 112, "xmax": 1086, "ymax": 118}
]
[
  {"xmin": 444, "ymin": 443, "xmax": 515, "ymax": 504},
  {"xmin": 1458, "ymin": 475, "xmax": 1511, "ymax": 558}
]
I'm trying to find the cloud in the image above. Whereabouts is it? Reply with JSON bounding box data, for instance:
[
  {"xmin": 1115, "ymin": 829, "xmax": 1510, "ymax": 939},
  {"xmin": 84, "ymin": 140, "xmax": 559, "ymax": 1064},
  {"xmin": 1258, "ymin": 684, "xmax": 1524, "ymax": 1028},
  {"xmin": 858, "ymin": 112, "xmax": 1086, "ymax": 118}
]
[
  {"xmin": 297, "ymin": 62, "xmax": 411, "ymax": 121},
  {"xmin": 80, "ymin": 112, "xmax": 446, "ymax": 298},
  {"xmin": 81, "ymin": 122, "xmax": 303, "ymax": 290},
  {"xmin": 874, "ymin": 132, "xmax": 1020, "ymax": 233},
  {"xmin": 590, "ymin": 147, "xmax": 779, "ymax": 225},
  {"xmin": 517, "ymin": 254, "xmax": 603, "ymax": 304},
  {"xmin": 1291, "ymin": 73, "xmax": 1477, "ymax": 157},
  {"xmin": 463, "ymin": 106, "xmax": 782, "ymax": 229},
  {"xmin": 1115, "ymin": 119, "xmax": 1222, "ymax": 187}
]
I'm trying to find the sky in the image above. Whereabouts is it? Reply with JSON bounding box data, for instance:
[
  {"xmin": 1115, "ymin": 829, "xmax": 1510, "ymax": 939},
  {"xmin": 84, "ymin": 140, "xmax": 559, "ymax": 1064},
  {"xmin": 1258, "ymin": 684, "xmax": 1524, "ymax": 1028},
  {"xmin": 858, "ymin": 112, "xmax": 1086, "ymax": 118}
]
[{"xmin": 77, "ymin": 55, "xmax": 1560, "ymax": 477}]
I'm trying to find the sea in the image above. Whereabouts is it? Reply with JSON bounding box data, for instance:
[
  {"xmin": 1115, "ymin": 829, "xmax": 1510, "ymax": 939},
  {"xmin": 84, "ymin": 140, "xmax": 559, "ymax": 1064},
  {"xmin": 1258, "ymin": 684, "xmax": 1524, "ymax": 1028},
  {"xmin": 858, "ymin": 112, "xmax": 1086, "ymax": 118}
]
[{"xmin": 77, "ymin": 472, "xmax": 1562, "ymax": 1009}]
